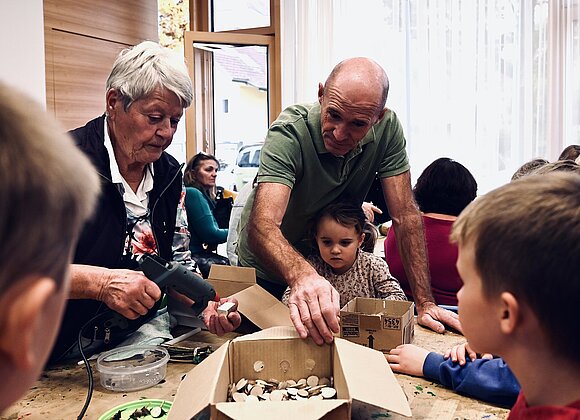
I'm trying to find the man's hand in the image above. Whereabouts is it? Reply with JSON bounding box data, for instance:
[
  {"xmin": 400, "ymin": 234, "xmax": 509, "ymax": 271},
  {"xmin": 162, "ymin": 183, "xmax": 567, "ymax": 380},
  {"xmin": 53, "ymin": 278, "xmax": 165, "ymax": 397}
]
[
  {"xmin": 287, "ymin": 274, "xmax": 340, "ymax": 345},
  {"xmin": 362, "ymin": 201, "xmax": 382, "ymax": 223},
  {"xmin": 201, "ymin": 298, "xmax": 242, "ymax": 336},
  {"xmin": 98, "ymin": 269, "xmax": 162, "ymax": 320},
  {"xmin": 444, "ymin": 342, "xmax": 493, "ymax": 365},
  {"xmin": 247, "ymin": 183, "xmax": 339, "ymax": 344},
  {"xmin": 386, "ymin": 344, "xmax": 429, "ymax": 377},
  {"xmin": 416, "ymin": 301, "xmax": 462, "ymax": 334}
]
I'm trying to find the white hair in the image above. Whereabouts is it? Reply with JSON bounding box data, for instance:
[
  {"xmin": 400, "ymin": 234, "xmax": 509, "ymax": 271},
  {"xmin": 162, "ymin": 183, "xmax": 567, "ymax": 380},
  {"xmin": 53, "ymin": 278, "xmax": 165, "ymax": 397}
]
[{"xmin": 106, "ymin": 41, "xmax": 193, "ymax": 110}]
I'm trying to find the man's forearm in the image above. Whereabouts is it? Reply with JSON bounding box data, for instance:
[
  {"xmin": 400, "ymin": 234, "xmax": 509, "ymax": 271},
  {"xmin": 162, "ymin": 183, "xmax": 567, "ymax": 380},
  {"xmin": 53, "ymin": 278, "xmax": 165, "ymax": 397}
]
[
  {"xmin": 392, "ymin": 211, "xmax": 434, "ymax": 305},
  {"xmin": 248, "ymin": 219, "xmax": 317, "ymax": 287}
]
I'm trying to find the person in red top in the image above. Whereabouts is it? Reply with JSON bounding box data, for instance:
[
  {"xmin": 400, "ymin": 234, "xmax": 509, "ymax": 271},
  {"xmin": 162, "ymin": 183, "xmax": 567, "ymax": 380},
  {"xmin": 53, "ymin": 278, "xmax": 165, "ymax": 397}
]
[{"xmin": 385, "ymin": 158, "xmax": 477, "ymax": 306}]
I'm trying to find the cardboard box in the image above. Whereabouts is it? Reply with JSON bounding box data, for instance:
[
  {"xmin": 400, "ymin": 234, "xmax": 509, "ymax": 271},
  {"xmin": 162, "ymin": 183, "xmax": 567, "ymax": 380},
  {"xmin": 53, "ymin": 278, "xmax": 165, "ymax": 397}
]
[
  {"xmin": 340, "ymin": 298, "xmax": 414, "ymax": 354},
  {"xmin": 169, "ymin": 326, "xmax": 412, "ymax": 419},
  {"xmin": 207, "ymin": 265, "xmax": 294, "ymax": 329},
  {"xmin": 168, "ymin": 265, "xmax": 293, "ymax": 330}
]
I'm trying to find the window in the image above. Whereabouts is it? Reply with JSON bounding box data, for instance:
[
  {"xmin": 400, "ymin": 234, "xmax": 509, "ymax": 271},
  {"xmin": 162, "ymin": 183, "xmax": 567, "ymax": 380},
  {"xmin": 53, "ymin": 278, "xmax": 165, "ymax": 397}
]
[
  {"xmin": 211, "ymin": 0, "xmax": 270, "ymax": 31},
  {"xmin": 251, "ymin": 147, "xmax": 261, "ymax": 166},
  {"xmin": 561, "ymin": 0, "xmax": 580, "ymax": 146},
  {"xmin": 237, "ymin": 150, "xmax": 250, "ymax": 167},
  {"xmin": 185, "ymin": 0, "xmax": 281, "ymax": 175},
  {"xmin": 282, "ymin": 0, "xmax": 580, "ymax": 192}
]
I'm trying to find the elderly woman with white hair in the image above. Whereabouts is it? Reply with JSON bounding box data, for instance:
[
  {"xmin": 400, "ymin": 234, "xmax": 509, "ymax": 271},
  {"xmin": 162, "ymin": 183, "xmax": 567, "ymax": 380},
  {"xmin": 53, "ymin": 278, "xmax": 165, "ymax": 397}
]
[{"xmin": 50, "ymin": 41, "xmax": 241, "ymax": 363}]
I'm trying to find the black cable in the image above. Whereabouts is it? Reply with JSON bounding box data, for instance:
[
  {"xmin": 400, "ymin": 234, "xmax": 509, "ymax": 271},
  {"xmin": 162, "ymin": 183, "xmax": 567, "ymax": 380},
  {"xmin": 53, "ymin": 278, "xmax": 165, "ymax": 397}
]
[
  {"xmin": 76, "ymin": 311, "xmax": 108, "ymax": 419},
  {"xmin": 76, "ymin": 323, "xmax": 94, "ymax": 420}
]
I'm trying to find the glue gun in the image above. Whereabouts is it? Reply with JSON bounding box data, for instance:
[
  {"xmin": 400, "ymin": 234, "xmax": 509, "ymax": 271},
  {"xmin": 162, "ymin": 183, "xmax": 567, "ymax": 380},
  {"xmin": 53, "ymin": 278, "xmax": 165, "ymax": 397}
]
[
  {"xmin": 138, "ymin": 253, "xmax": 220, "ymax": 314},
  {"xmin": 79, "ymin": 255, "xmax": 219, "ymax": 351}
]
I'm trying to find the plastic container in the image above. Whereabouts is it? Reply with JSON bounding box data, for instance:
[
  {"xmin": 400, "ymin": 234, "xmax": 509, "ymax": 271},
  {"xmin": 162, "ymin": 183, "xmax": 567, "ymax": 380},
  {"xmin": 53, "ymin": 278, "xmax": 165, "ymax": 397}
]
[{"xmin": 96, "ymin": 345, "xmax": 169, "ymax": 392}]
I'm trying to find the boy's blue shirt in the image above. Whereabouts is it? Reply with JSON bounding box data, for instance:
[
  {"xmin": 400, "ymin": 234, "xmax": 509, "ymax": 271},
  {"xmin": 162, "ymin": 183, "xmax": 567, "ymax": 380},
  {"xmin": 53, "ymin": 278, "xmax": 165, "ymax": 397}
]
[{"xmin": 423, "ymin": 352, "xmax": 521, "ymax": 407}]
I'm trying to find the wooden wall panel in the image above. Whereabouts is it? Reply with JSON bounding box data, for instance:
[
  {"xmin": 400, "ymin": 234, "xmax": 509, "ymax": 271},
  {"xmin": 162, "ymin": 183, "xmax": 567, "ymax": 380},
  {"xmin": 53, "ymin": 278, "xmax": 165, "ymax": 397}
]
[
  {"xmin": 46, "ymin": 30, "xmax": 125, "ymax": 130},
  {"xmin": 44, "ymin": 0, "xmax": 158, "ymax": 46},
  {"xmin": 44, "ymin": 0, "xmax": 158, "ymax": 130}
]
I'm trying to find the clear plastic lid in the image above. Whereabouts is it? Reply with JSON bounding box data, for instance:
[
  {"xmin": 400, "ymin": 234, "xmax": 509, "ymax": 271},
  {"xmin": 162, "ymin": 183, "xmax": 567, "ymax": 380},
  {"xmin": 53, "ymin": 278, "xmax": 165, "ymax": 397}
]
[{"xmin": 96, "ymin": 345, "xmax": 169, "ymax": 375}]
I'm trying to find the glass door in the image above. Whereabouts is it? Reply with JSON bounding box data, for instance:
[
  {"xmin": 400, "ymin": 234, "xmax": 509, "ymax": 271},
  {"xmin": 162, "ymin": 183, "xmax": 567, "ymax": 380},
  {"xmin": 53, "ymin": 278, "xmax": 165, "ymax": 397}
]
[{"xmin": 184, "ymin": 31, "xmax": 276, "ymax": 190}]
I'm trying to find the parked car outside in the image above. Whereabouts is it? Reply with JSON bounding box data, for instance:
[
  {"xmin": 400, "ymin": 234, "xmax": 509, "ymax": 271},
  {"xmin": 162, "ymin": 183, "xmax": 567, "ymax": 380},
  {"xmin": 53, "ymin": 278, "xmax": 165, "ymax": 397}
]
[
  {"xmin": 215, "ymin": 163, "xmax": 236, "ymax": 191},
  {"xmin": 232, "ymin": 143, "xmax": 262, "ymax": 191}
]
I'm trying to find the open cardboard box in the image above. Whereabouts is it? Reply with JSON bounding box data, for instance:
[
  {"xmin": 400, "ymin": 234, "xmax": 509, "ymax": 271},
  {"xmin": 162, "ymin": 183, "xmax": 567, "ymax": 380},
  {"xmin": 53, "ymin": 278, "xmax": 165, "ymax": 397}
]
[
  {"xmin": 340, "ymin": 297, "xmax": 415, "ymax": 354},
  {"xmin": 207, "ymin": 265, "xmax": 293, "ymax": 329},
  {"xmin": 169, "ymin": 265, "xmax": 293, "ymax": 330},
  {"xmin": 169, "ymin": 326, "xmax": 411, "ymax": 419}
]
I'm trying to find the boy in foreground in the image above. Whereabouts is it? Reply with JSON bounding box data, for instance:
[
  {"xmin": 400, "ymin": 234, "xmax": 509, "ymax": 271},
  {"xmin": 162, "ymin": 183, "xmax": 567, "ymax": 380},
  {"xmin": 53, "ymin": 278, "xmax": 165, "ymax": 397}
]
[
  {"xmin": 0, "ymin": 82, "xmax": 100, "ymax": 413},
  {"xmin": 388, "ymin": 173, "xmax": 580, "ymax": 417}
]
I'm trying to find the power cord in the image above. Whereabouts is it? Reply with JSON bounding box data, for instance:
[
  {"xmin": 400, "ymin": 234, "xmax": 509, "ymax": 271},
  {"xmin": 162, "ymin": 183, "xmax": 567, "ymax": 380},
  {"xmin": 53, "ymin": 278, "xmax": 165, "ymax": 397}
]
[
  {"xmin": 76, "ymin": 312, "xmax": 107, "ymax": 419},
  {"xmin": 77, "ymin": 325, "xmax": 93, "ymax": 419}
]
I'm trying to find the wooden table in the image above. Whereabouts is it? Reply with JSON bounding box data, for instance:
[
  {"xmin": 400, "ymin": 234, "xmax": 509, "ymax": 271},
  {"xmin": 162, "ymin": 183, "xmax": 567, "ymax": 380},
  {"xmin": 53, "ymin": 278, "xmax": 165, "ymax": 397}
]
[
  {"xmin": 390, "ymin": 323, "xmax": 509, "ymax": 419},
  {"xmin": 3, "ymin": 323, "xmax": 509, "ymax": 420}
]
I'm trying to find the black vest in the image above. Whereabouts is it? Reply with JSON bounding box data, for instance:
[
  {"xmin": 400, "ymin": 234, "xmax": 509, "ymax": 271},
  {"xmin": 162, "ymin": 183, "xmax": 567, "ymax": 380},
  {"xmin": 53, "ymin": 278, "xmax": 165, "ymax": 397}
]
[{"xmin": 50, "ymin": 116, "xmax": 183, "ymax": 362}]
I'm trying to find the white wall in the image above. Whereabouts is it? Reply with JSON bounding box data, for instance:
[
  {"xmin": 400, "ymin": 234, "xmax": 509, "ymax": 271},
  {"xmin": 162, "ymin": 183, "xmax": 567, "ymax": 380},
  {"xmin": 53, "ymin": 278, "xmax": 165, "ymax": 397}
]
[{"xmin": 0, "ymin": 0, "xmax": 46, "ymax": 105}]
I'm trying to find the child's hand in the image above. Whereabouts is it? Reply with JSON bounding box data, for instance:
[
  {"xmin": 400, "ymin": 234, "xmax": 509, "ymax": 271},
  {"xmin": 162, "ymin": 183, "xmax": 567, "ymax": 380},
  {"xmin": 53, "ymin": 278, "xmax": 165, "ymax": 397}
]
[
  {"xmin": 444, "ymin": 342, "xmax": 493, "ymax": 365},
  {"xmin": 386, "ymin": 344, "xmax": 429, "ymax": 377},
  {"xmin": 361, "ymin": 201, "xmax": 382, "ymax": 223}
]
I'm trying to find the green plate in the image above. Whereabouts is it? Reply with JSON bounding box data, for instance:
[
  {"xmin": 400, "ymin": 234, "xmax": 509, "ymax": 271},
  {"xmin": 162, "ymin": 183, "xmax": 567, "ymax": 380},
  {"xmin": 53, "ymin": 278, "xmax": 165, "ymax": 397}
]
[{"xmin": 98, "ymin": 399, "xmax": 172, "ymax": 420}]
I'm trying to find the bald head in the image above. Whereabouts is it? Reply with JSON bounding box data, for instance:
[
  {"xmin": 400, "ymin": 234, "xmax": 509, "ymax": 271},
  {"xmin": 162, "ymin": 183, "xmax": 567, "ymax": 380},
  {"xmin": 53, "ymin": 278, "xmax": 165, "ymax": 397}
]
[
  {"xmin": 317, "ymin": 58, "xmax": 390, "ymax": 156},
  {"xmin": 324, "ymin": 57, "xmax": 389, "ymax": 110}
]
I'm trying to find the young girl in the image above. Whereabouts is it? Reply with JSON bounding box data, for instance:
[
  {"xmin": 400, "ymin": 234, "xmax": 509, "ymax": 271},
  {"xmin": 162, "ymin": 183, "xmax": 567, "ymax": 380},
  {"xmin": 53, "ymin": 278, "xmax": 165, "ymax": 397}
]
[{"xmin": 282, "ymin": 199, "xmax": 406, "ymax": 308}]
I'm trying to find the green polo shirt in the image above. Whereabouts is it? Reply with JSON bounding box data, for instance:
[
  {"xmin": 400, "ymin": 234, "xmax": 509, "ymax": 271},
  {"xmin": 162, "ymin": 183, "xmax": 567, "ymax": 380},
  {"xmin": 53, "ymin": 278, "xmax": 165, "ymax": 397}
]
[{"xmin": 237, "ymin": 102, "xmax": 409, "ymax": 285}]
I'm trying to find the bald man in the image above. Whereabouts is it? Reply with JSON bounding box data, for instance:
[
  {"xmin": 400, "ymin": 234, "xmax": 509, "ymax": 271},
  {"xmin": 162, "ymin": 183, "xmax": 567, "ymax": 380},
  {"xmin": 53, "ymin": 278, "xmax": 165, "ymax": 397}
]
[{"xmin": 237, "ymin": 58, "xmax": 461, "ymax": 344}]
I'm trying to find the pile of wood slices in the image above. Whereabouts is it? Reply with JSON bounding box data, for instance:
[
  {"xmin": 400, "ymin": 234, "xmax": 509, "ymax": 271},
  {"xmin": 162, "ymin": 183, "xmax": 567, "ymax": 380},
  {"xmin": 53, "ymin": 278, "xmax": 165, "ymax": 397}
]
[{"xmin": 228, "ymin": 375, "xmax": 337, "ymax": 402}]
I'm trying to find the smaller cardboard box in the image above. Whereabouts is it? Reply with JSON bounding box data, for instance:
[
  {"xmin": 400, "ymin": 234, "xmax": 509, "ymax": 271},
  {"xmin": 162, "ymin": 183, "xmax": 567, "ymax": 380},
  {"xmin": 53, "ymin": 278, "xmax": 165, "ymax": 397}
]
[
  {"xmin": 340, "ymin": 297, "xmax": 414, "ymax": 354},
  {"xmin": 207, "ymin": 265, "xmax": 294, "ymax": 329},
  {"xmin": 169, "ymin": 326, "xmax": 412, "ymax": 419}
]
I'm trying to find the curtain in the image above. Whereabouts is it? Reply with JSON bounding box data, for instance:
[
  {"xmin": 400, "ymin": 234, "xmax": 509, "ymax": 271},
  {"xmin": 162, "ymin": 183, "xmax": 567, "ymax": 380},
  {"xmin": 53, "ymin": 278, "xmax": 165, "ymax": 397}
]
[{"xmin": 281, "ymin": 0, "xmax": 580, "ymax": 192}]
